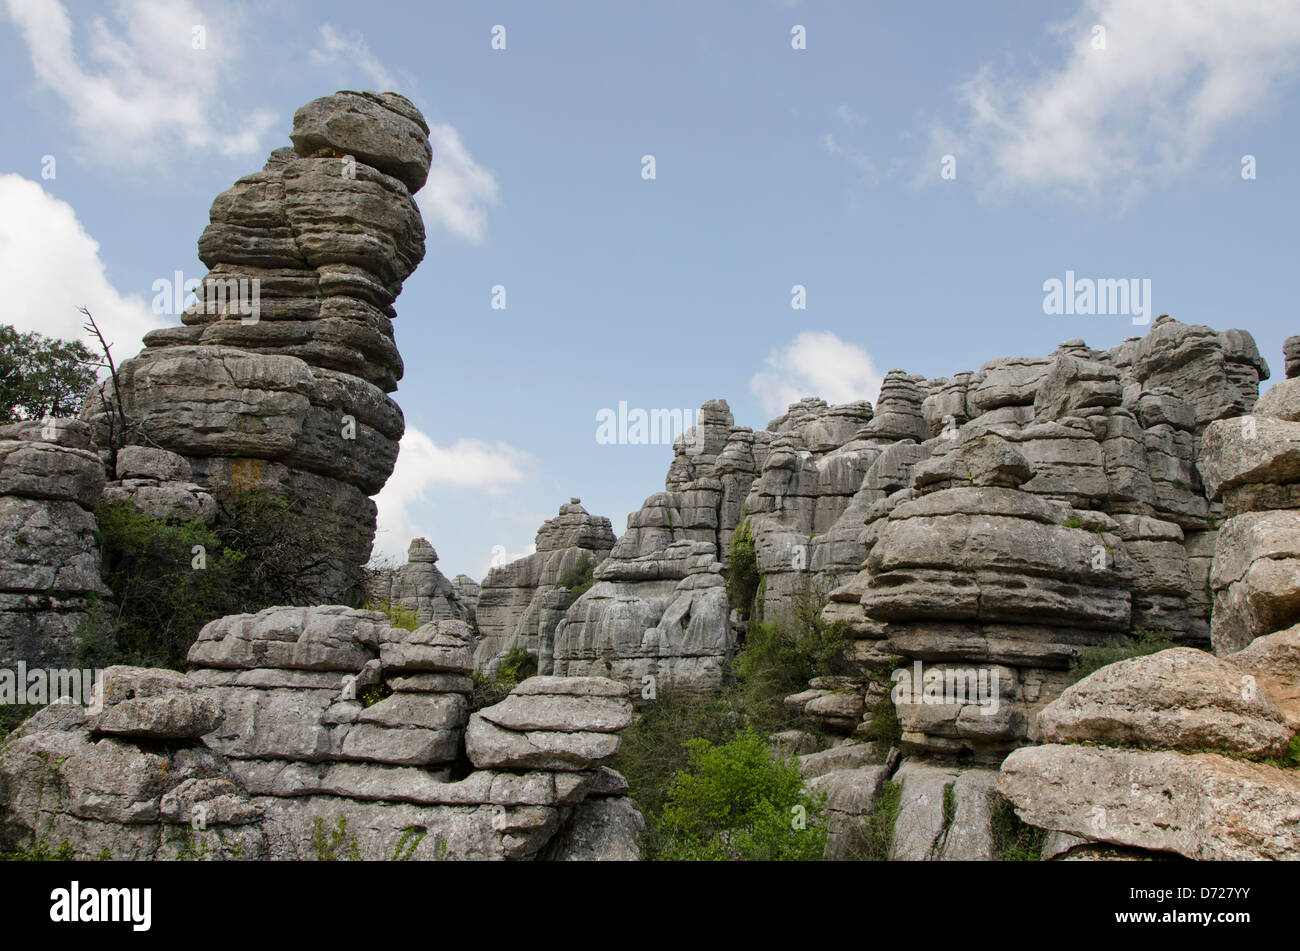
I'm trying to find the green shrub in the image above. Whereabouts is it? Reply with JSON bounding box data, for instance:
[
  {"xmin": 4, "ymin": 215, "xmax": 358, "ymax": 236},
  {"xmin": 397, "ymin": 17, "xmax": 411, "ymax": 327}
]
[
  {"xmin": 559, "ymin": 556, "xmax": 596, "ymax": 602},
  {"xmin": 310, "ymin": 816, "xmax": 361, "ymax": 861},
  {"xmin": 0, "ymin": 704, "xmax": 42, "ymax": 742},
  {"xmin": 610, "ymin": 691, "xmax": 738, "ymax": 831},
  {"xmin": 0, "ymin": 839, "xmax": 77, "ymax": 861},
  {"xmin": 839, "ymin": 779, "xmax": 901, "ymax": 861},
  {"xmin": 614, "ymin": 582, "xmax": 858, "ymax": 856},
  {"xmin": 77, "ymin": 492, "xmax": 335, "ymax": 671},
  {"xmin": 991, "ymin": 794, "xmax": 1046, "ymax": 861},
  {"xmin": 656, "ymin": 731, "xmax": 827, "ymax": 861},
  {"xmin": 470, "ymin": 646, "xmax": 538, "ymax": 711},
  {"xmin": 79, "ymin": 501, "xmax": 249, "ymax": 670},
  {"xmin": 726, "ymin": 520, "xmax": 761, "ymax": 619},
  {"xmin": 733, "ymin": 583, "xmax": 852, "ymax": 733},
  {"xmin": 0, "ymin": 323, "xmax": 98, "ymax": 422},
  {"xmin": 365, "ymin": 599, "xmax": 419, "ymax": 631},
  {"xmin": 1068, "ymin": 629, "xmax": 1179, "ymax": 684}
]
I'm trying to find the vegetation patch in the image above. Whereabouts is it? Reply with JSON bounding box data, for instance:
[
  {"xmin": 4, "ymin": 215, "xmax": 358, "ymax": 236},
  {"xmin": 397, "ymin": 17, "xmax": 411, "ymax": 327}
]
[
  {"xmin": 1067, "ymin": 628, "xmax": 1178, "ymax": 684},
  {"xmin": 991, "ymin": 793, "xmax": 1046, "ymax": 861},
  {"xmin": 559, "ymin": 556, "xmax": 596, "ymax": 602},
  {"xmin": 726, "ymin": 520, "xmax": 761, "ymax": 620},
  {"xmin": 77, "ymin": 492, "xmax": 334, "ymax": 671},
  {"xmin": 655, "ymin": 731, "xmax": 827, "ymax": 861},
  {"xmin": 470, "ymin": 646, "xmax": 538, "ymax": 712}
]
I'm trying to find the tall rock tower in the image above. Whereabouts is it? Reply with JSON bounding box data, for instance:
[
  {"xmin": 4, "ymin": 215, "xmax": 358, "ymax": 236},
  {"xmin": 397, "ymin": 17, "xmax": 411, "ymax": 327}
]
[{"xmin": 82, "ymin": 91, "xmax": 433, "ymax": 601}]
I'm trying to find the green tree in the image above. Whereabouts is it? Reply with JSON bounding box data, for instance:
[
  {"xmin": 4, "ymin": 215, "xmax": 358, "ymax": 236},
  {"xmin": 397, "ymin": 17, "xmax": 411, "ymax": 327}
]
[
  {"xmin": 657, "ymin": 731, "xmax": 827, "ymax": 861},
  {"xmin": 0, "ymin": 324, "xmax": 98, "ymax": 422}
]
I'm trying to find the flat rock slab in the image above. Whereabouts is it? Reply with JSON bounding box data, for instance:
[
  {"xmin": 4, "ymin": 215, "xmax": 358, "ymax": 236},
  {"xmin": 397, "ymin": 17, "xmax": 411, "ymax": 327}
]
[
  {"xmin": 889, "ymin": 761, "xmax": 960, "ymax": 861},
  {"xmin": 188, "ymin": 605, "xmax": 392, "ymax": 672},
  {"xmin": 1037, "ymin": 647, "xmax": 1291, "ymax": 757},
  {"xmin": 999, "ymin": 744, "xmax": 1300, "ymax": 861},
  {"xmin": 511, "ymin": 675, "xmax": 630, "ymax": 698},
  {"xmin": 465, "ymin": 715, "xmax": 620, "ymax": 771},
  {"xmin": 478, "ymin": 693, "xmax": 631, "ymax": 733}
]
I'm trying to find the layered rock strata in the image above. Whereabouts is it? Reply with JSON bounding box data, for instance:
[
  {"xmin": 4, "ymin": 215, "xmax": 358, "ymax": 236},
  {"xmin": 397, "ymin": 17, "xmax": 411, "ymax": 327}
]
[
  {"xmin": 0, "ymin": 606, "xmax": 642, "ymax": 861},
  {"xmin": 366, "ymin": 538, "xmax": 469, "ymax": 625},
  {"xmin": 81, "ymin": 91, "xmax": 433, "ymax": 602},
  {"xmin": 475, "ymin": 499, "xmax": 615, "ymax": 674},
  {"xmin": 0, "ymin": 419, "xmax": 107, "ymax": 670}
]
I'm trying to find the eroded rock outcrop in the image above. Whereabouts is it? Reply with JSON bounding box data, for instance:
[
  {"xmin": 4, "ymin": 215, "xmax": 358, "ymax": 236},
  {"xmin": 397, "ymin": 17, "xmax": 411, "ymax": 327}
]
[
  {"xmin": 81, "ymin": 91, "xmax": 433, "ymax": 603},
  {"xmin": 0, "ymin": 419, "xmax": 107, "ymax": 670},
  {"xmin": 1199, "ymin": 373, "xmax": 1300, "ymax": 654},
  {"xmin": 475, "ymin": 499, "xmax": 615, "ymax": 674},
  {"xmin": 999, "ymin": 637, "xmax": 1300, "ymax": 860},
  {"xmin": 366, "ymin": 538, "xmax": 468, "ymax": 625},
  {"xmin": 0, "ymin": 607, "xmax": 642, "ymax": 861}
]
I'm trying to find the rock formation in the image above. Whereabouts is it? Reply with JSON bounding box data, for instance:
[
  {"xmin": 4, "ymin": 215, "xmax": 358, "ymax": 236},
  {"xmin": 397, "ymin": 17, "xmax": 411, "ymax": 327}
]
[
  {"xmin": 451, "ymin": 574, "xmax": 481, "ymax": 615},
  {"xmin": 1198, "ymin": 370, "xmax": 1300, "ymax": 653},
  {"xmin": 475, "ymin": 499, "xmax": 615, "ymax": 674},
  {"xmin": 80, "ymin": 91, "xmax": 434, "ymax": 603},
  {"xmin": 366, "ymin": 538, "xmax": 469, "ymax": 624},
  {"xmin": 0, "ymin": 606, "xmax": 642, "ymax": 860},
  {"xmin": 0, "ymin": 419, "xmax": 106, "ymax": 670}
]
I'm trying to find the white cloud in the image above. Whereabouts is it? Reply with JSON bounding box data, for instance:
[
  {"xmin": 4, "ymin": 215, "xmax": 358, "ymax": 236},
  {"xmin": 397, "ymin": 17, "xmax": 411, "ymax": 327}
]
[
  {"xmin": 3, "ymin": 0, "xmax": 276, "ymax": 164},
  {"xmin": 0, "ymin": 173, "xmax": 167, "ymax": 358},
  {"xmin": 929, "ymin": 0, "xmax": 1300, "ymax": 200},
  {"xmin": 836, "ymin": 103, "xmax": 866, "ymax": 127},
  {"xmin": 822, "ymin": 132, "xmax": 883, "ymax": 184},
  {"xmin": 750, "ymin": 331, "xmax": 884, "ymax": 417},
  {"xmin": 372, "ymin": 427, "xmax": 532, "ymax": 561},
  {"xmin": 417, "ymin": 124, "xmax": 500, "ymax": 244},
  {"xmin": 311, "ymin": 24, "xmax": 400, "ymax": 91}
]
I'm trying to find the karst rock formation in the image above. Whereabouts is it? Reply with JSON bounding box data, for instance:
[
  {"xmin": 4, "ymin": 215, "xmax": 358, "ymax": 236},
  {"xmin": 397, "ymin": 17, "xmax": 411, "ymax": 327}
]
[
  {"xmin": 3, "ymin": 88, "xmax": 1300, "ymax": 860},
  {"xmin": 81, "ymin": 90, "xmax": 432, "ymax": 603}
]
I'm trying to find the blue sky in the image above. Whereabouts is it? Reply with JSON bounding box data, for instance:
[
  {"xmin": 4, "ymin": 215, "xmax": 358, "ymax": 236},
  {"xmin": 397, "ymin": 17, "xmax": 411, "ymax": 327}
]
[{"xmin": 2, "ymin": 0, "xmax": 1298, "ymax": 580}]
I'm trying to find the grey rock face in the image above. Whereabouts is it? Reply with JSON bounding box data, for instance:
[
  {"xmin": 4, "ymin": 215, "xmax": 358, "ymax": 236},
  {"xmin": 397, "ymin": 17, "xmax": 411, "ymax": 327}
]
[
  {"xmin": 367, "ymin": 538, "xmax": 469, "ymax": 625},
  {"xmin": 1036, "ymin": 648, "xmax": 1290, "ymax": 757},
  {"xmin": 1285, "ymin": 336, "xmax": 1300, "ymax": 380},
  {"xmin": 0, "ymin": 603, "xmax": 643, "ymax": 861},
  {"xmin": 100, "ymin": 445, "xmax": 218, "ymax": 525},
  {"xmin": 803, "ymin": 320, "xmax": 1269, "ymax": 760},
  {"xmin": 451, "ymin": 574, "xmax": 481, "ymax": 614},
  {"xmin": 1198, "ymin": 348, "xmax": 1300, "ymax": 653},
  {"xmin": 466, "ymin": 676, "xmax": 631, "ymax": 771},
  {"xmin": 476, "ymin": 499, "xmax": 616, "ymax": 674},
  {"xmin": 0, "ymin": 419, "xmax": 107, "ymax": 669},
  {"xmin": 81, "ymin": 92, "xmax": 434, "ymax": 603},
  {"xmin": 1000, "ymin": 744, "xmax": 1300, "ymax": 861}
]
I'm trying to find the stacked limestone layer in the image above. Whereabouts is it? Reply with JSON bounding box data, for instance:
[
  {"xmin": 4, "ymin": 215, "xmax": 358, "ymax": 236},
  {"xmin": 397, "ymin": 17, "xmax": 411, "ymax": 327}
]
[
  {"xmin": 552, "ymin": 318, "xmax": 1264, "ymax": 697},
  {"xmin": 0, "ymin": 419, "xmax": 106, "ymax": 670},
  {"xmin": 0, "ymin": 666, "xmax": 280, "ymax": 860},
  {"xmin": 998, "ymin": 635, "xmax": 1300, "ymax": 860},
  {"xmin": 475, "ymin": 499, "xmax": 616, "ymax": 674},
  {"xmin": 81, "ymin": 91, "xmax": 433, "ymax": 603},
  {"xmin": 0, "ymin": 606, "xmax": 643, "ymax": 860},
  {"xmin": 366, "ymin": 538, "xmax": 469, "ymax": 625},
  {"xmin": 806, "ymin": 318, "xmax": 1265, "ymax": 749},
  {"xmin": 1198, "ymin": 368, "xmax": 1300, "ymax": 654},
  {"xmin": 548, "ymin": 540, "xmax": 732, "ymax": 692},
  {"xmin": 547, "ymin": 400, "xmax": 766, "ymax": 691},
  {"xmin": 452, "ymin": 574, "xmax": 481, "ymax": 615},
  {"xmin": 100, "ymin": 446, "xmax": 218, "ymax": 525}
]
